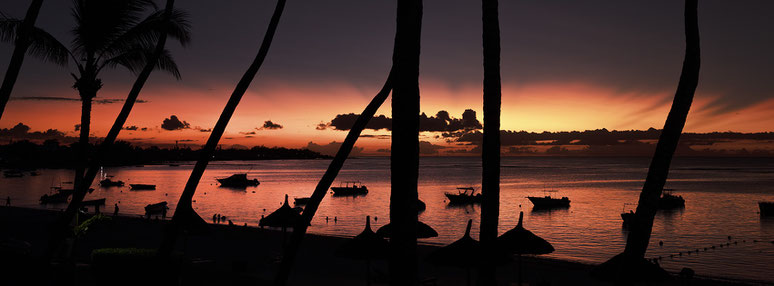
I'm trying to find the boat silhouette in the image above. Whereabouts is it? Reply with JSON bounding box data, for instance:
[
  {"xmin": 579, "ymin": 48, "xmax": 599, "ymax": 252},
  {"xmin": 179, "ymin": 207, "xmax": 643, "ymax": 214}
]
[
  {"xmin": 331, "ymin": 181, "xmax": 368, "ymax": 196},
  {"xmin": 216, "ymin": 173, "xmax": 260, "ymax": 188},
  {"xmin": 445, "ymin": 187, "xmax": 482, "ymax": 204}
]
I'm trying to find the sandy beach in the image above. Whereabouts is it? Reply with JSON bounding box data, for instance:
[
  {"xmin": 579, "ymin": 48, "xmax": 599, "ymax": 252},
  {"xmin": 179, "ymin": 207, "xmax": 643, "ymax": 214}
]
[{"xmin": 0, "ymin": 206, "xmax": 763, "ymax": 286}]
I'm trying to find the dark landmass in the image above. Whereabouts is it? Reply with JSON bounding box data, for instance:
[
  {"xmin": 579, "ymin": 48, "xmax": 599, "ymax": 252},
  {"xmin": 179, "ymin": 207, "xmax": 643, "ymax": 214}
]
[{"xmin": 0, "ymin": 140, "xmax": 331, "ymax": 169}]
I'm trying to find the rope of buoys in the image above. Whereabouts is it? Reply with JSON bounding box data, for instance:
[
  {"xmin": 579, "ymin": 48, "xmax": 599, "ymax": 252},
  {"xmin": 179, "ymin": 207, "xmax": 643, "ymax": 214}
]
[{"xmin": 649, "ymin": 239, "xmax": 749, "ymax": 261}]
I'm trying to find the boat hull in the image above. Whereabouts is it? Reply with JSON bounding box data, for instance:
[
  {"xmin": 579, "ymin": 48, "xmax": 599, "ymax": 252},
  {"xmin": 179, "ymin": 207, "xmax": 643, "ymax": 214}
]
[
  {"xmin": 527, "ymin": 196, "xmax": 570, "ymax": 209},
  {"xmin": 331, "ymin": 186, "xmax": 368, "ymax": 196},
  {"xmin": 445, "ymin": 193, "xmax": 482, "ymax": 204},
  {"xmin": 130, "ymin": 184, "xmax": 156, "ymax": 190}
]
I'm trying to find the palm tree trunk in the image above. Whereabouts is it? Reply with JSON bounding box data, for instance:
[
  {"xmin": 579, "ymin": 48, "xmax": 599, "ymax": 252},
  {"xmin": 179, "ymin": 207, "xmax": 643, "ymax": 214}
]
[
  {"xmin": 44, "ymin": 0, "xmax": 178, "ymax": 259},
  {"xmin": 390, "ymin": 0, "xmax": 422, "ymax": 285},
  {"xmin": 158, "ymin": 0, "xmax": 286, "ymax": 256},
  {"xmin": 0, "ymin": 0, "xmax": 44, "ymax": 121},
  {"xmin": 623, "ymin": 0, "xmax": 700, "ymax": 258},
  {"xmin": 274, "ymin": 70, "xmax": 393, "ymax": 285},
  {"xmin": 479, "ymin": 0, "xmax": 502, "ymax": 284}
]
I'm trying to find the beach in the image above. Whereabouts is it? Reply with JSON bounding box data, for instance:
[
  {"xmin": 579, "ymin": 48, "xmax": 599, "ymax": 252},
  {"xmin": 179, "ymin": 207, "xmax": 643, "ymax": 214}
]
[{"xmin": 1, "ymin": 206, "xmax": 764, "ymax": 286}]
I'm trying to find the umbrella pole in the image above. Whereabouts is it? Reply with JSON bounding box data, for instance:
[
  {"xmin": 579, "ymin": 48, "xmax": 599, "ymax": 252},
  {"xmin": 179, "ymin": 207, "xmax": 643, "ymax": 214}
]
[
  {"xmin": 366, "ymin": 259, "xmax": 371, "ymax": 286},
  {"xmin": 518, "ymin": 253, "xmax": 522, "ymax": 286}
]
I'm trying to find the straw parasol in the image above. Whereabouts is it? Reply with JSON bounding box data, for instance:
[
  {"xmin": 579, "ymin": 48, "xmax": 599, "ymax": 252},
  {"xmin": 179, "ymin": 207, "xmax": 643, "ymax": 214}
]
[
  {"xmin": 335, "ymin": 216, "xmax": 388, "ymax": 286},
  {"xmin": 496, "ymin": 211, "xmax": 554, "ymax": 285},
  {"xmin": 376, "ymin": 221, "xmax": 438, "ymax": 239},
  {"xmin": 590, "ymin": 253, "xmax": 669, "ymax": 284},
  {"xmin": 259, "ymin": 194, "xmax": 307, "ymax": 245},
  {"xmin": 426, "ymin": 219, "xmax": 479, "ymax": 286}
]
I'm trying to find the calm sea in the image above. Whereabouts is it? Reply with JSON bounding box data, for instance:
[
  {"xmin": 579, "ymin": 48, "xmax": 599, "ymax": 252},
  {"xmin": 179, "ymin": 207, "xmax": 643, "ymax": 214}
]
[{"xmin": 2, "ymin": 156, "xmax": 773, "ymax": 283}]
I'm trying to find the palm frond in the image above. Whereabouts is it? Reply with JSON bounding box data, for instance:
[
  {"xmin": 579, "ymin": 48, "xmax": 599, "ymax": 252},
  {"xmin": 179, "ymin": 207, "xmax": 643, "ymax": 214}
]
[
  {"xmin": 0, "ymin": 18, "xmax": 69, "ymax": 66},
  {"xmin": 26, "ymin": 27, "xmax": 70, "ymax": 66},
  {"xmin": 70, "ymin": 0, "xmax": 157, "ymax": 57},
  {"xmin": 98, "ymin": 8, "xmax": 191, "ymax": 59},
  {"xmin": 0, "ymin": 18, "xmax": 22, "ymax": 43},
  {"xmin": 102, "ymin": 46, "xmax": 180, "ymax": 79}
]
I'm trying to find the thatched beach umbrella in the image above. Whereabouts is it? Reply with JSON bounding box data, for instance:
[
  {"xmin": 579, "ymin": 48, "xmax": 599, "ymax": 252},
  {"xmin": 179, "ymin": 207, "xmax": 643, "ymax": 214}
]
[
  {"xmin": 590, "ymin": 253, "xmax": 669, "ymax": 284},
  {"xmin": 335, "ymin": 216, "xmax": 388, "ymax": 286},
  {"xmin": 496, "ymin": 211, "xmax": 554, "ymax": 285},
  {"xmin": 376, "ymin": 220, "xmax": 438, "ymax": 239},
  {"xmin": 260, "ymin": 194, "xmax": 306, "ymax": 245},
  {"xmin": 426, "ymin": 219, "xmax": 479, "ymax": 286}
]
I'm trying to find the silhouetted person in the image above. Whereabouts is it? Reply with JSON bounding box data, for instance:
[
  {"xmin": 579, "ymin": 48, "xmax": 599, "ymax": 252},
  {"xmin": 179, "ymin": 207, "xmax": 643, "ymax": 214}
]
[
  {"xmin": 334, "ymin": 216, "xmax": 337, "ymax": 224},
  {"xmin": 217, "ymin": 214, "xmax": 221, "ymax": 223},
  {"xmin": 374, "ymin": 216, "xmax": 378, "ymax": 222},
  {"xmin": 113, "ymin": 204, "xmax": 119, "ymax": 216},
  {"xmin": 6, "ymin": 196, "xmax": 10, "ymax": 206},
  {"xmin": 213, "ymin": 214, "xmax": 217, "ymax": 223},
  {"xmin": 659, "ymin": 240, "xmax": 664, "ymax": 247},
  {"xmin": 325, "ymin": 216, "xmax": 329, "ymax": 223}
]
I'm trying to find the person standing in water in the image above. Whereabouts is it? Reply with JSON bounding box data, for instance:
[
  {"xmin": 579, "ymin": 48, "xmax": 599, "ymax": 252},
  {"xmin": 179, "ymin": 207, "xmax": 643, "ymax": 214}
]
[{"xmin": 113, "ymin": 203, "xmax": 119, "ymax": 216}]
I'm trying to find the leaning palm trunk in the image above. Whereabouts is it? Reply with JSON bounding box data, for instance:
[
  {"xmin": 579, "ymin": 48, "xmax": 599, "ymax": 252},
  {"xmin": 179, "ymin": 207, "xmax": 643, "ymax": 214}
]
[
  {"xmin": 0, "ymin": 0, "xmax": 44, "ymax": 120},
  {"xmin": 45, "ymin": 0, "xmax": 178, "ymax": 259},
  {"xmin": 158, "ymin": 0, "xmax": 286, "ymax": 256},
  {"xmin": 390, "ymin": 0, "xmax": 423, "ymax": 285},
  {"xmin": 478, "ymin": 0, "xmax": 502, "ymax": 284},
  {"xmin": 274, "ymin": 70, "xmax": 393, "ymax": 285},
  {"xmin": 624, "ymin": 0, "xmax": 700, "ymax": 258}
]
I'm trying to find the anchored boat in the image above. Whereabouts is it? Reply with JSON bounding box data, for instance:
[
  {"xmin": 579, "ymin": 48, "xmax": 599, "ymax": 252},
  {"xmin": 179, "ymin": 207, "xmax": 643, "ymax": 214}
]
[
  {"xmin": 217, "ymin": 173, "xmax": 260, "ymax": 188},
  {"xmin": 130, "ymin": 184, "xmax": 156, "ymax": 190},
  {"xmin": 658, "ymin": 189, "xmax": 685, "ymax": 209},
  {"xmin": 331, "ymin": 181, "xmax": 368, "ymax": 196},
  {"xmin": 527, "ymin": 190, "xmax": 570, "ymax": 209},
  {"xmin": 445, "ymin": 187, "xmax": 482, "ymax": 204}
]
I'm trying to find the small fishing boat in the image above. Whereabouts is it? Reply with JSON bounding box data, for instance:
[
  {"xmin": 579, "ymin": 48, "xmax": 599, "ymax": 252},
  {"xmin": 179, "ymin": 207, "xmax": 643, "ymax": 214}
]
[
  {"xmin": 620, "ymin": 203, "xmax": 637, "ymax": 228},
  {"xmin": 217, "ymin": 174, "xmax": 260, "ymax": 188},
  {"xmin": 40, "ymin": 192, "xmax": 70, "ymax": 204},
  {"xmin": 759, "ymin": 201, "xmax": 774, "ymax": 216},
  {"xmin": 658, "ymin": 189, "xmax": 685, "ymax": 209},
  {"xmin": 294, "ymin": 197, "xmax": 311, "ymax": 205},
  {"xmin": 130, "ymin": 184, "xmax": 156, "ymax": 190},
  {"xmin": 331, "ymin": 181, "xmax": 368, "ymax": 196},
  {"xmin": 144, "ymin": 202, "xmax": 168, "ymax": 215},
  {"xmin": 99, "ymin": 178, "xmax": 125, "ymax": 187},
  {"xmin": 445, "ymin": 187, "xmax": 482, "ymax": 204},
  {"xmin": 527, "ymin": 190, "xmax": 570, "ymax": 209}
]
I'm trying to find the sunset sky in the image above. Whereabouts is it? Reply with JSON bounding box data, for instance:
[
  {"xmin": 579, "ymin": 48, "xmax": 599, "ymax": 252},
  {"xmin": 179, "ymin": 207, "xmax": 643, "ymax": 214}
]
[{"xmin": 1, "ymin": 0, "xmax": 773, "ymax": 153}]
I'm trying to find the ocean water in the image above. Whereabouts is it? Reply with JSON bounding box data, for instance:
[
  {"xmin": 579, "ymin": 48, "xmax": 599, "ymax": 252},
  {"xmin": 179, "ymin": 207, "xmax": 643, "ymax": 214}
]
[{"xmin": 2, "ymin": 156, "xmax": 773, "ymax": 283}]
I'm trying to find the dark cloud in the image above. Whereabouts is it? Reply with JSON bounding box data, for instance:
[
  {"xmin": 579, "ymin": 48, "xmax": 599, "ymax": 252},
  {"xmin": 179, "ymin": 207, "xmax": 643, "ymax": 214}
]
[
  {"xmin": 419, "ymin": 141, "xmax": 446, "ymax": 155},
  {"xmin": 360, "ymin": 134, "xmax": 390, "ymax": 140},
  {"xmin": 161, "ymin": 115, "xmax": 190, "ymax": 131},
  {"xmin": 0, "ymin": 123, "xmax": 75, "ymax": 143},
  {"xmin": 306, "ymin": 141, "xmax": 363, "ymax": 157},
  {"xmin": 240, "ymin": 131, "xmax": 257, "ymax": 135},
  {"xmin": 194, "ymin": 126, "xmax": 211, "ymax": 132},
  {"xmin": 259, "ymin": 120, "xmax": 283, "ymax": 130},
  {"xmin": 74, "ymin": 124, "xmax": 81, "ymax": 132},
  {"xmin": 329, "ymin": 110, "xmax": 481, "ymax": 132},
  {"xmin": 315, "ymin": 122, "xmax": 329, "ymax": 130},
  {"xmin": 10, "ymin": 96, "xmax": 147, "ymax": 104},
  {"xmin": 124, "ymin": 126, "xmax": 139, "ymax": 131}
]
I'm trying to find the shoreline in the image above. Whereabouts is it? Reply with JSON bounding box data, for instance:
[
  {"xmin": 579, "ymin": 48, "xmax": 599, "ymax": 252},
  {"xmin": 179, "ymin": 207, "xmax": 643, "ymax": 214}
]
[{"xmin": 1, "ymin": 206, "xmax": 766, "ymax": 285}]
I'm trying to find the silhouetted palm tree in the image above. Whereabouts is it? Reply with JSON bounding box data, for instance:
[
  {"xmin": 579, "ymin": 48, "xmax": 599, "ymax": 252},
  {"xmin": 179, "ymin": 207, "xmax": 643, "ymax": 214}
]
[
  {"xmin": 623, "ymin": 0, "xmax": 700, "ymax": 259},
  {"xmin": 0, "ymin": 0, "xmax": 65, "ymax": 120},
  {"xmin": 390, "ymin": 0, "xmax": 423, "ymax": 285},
  {"xmin": 45, "ymin": 0, "xmax": 190, "ymax": 258},
  {"xmin": 158, "ymin": 0, "xmax": 287, "ymax": 256},
  {"xmin": 275, "ymin": 70, "xmax": 393, "ymax": 285},
  {"xmin": 479, "ymin": 0, "xmax": 502, "ymax": 284},
  {"xmin": 61, "ymin": 0, "xmax": 190, "ymax": 207}
]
